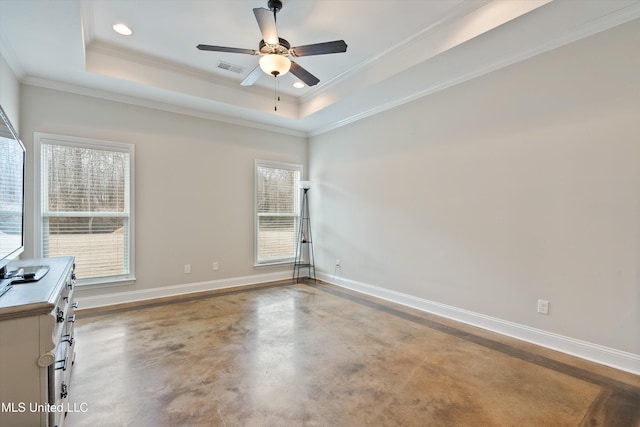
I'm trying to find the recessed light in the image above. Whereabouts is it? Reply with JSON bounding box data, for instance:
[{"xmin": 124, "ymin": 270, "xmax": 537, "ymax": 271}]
[
  {"xmin": 112, "ymin": 23, "xmax": 133, "ymax": 36},
  {"xmin": 293, "ymin": 81, "xmax": 305, "ymax": 89}
]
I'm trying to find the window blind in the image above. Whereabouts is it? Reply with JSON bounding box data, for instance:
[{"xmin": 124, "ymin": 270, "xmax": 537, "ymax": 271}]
[
  {"xmin": 0, "ymin": 137, "xmax": 24, "ymax": 258},
  {"xmin": 41, "ymin": 141, "xmax": 132, "ymax": 282},
  {"xmin": 255, "ymin": 161, "xmax": 301, "ymax": 264}
]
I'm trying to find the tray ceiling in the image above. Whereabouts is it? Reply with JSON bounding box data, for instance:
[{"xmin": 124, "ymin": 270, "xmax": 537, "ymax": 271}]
[{"xmin": 1, "ymin": 0, "xmax": 639, "ymax": 135}]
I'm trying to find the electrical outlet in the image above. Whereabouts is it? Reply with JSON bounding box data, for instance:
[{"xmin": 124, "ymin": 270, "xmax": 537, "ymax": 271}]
[
  {"xmin": 335, "ymin": 259, "xmax": 341, "ymax": 267},
  {"xmin": 213, "ymin": 262, "xmax": 219, "ymax": 271},
  {"xmin": 537, "ymin": 299, "xmax": 549, "ymax": 315},
  {"xmin": 184, "ymin": 264, "xmax": 191, "ymax": 274}
]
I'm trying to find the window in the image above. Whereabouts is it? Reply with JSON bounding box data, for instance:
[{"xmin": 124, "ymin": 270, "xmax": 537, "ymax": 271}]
[
  {"xmin": 255, "ymin": 160, "xmax": 301, "ymax": 265},
  {"xmin": 35, "ymin": 133, "xmax": 134, "ymax": 285}
]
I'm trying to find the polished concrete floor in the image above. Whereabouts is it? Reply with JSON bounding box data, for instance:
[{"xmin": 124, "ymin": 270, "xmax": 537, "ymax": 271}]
[{"xmin": 65, "ymin": 281, "xmax": 640, "ymax": 426}]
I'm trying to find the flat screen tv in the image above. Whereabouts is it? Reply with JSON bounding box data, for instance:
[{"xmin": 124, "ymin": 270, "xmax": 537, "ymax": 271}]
[{"xmin": 0, "ymin": 105, "xmax": 25, "ymax": 282}]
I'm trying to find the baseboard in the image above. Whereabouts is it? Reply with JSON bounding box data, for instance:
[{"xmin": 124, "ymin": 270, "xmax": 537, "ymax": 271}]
[
  {"xmin": 75, "ymin": 270, "xmax": 293, "ymax": 309},
  {"xmin": 318, "ymin": 272, "xmax": 640, "ymax": 376}
]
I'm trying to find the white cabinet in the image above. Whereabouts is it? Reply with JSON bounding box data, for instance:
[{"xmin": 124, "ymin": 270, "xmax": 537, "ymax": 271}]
[{"xmin": 0, "ymin": 257, "xmax": 76, "ymax": 427}]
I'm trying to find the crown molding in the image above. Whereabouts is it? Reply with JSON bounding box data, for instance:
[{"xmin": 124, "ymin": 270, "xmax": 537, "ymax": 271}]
[
  {"xmin": 309, "ymin": 1, "xmax": 640, "ymax": 137},
  {"xmin": 86, "ymin": 41, "xmax": 253, "ymax": 95},
  {"xmin": 300, "ymin": 0, "xmax": 493, "ymax": 105},
  {"xmin": 21, "ymin": 77, "xmax": 308, "ymax": 138}
]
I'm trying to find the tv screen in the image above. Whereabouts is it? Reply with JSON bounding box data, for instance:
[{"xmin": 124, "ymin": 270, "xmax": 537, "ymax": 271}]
[{"xmin": 0, "ymin": 106, "xmax": 25, "ymax": 279}]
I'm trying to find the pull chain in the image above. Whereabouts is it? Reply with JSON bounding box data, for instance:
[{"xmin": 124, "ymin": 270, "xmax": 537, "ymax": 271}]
[{"xmin": 274, "ymin": 76, "xmax": 281, "ymax": 111}]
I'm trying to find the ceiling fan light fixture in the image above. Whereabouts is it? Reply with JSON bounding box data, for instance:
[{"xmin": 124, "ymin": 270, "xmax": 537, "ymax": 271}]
[
  {"xmin": 259, "ymin": 54, "xmax": 291, "ymax": 77},
  {"xmin": 197, "ymin": 0, "xmax": 348, "ymax": 88}
]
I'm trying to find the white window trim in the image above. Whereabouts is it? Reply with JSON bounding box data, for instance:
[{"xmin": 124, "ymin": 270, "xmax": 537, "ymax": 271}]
[
  {"xmin": 34, "ymin": 132, "xmax": 136, "ymax": 287},
  {"xmin": 254, "ymin": 159, "xmax": 303, "ymax": 267}
]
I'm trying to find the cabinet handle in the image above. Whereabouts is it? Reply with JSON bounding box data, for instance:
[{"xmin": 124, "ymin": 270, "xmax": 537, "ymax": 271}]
[
  {"xmin": 60, "ymin": 382, "xmax": 68, "ymax": 399},
  {"xmin": 56, "ymin": 308, "xmax": 65, "ymax": 323},
  {"xmin": 71, "ymin": 302, "xmax": 79, "ymax": 309},
  {"xmin": 67, "ymin": 314, "xmax": 76, "ymax": 323},
  {"xmin": 62, "ymin": 333, "xmax": 74, "ymax": 346},
  {"xmin": 55, "ymin": 356, "xmax": 68, "ymax": 371}
]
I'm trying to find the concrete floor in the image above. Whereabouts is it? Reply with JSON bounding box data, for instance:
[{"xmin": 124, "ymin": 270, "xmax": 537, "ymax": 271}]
[{"xmin": 65, "ymin": 281, "xmax": 640, "ymax": 426}]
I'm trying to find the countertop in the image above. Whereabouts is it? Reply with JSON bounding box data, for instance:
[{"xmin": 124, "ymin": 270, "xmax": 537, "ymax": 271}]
[{"xmin": 0, "ymin": 257, "xmax": 74, "ymax": 321}]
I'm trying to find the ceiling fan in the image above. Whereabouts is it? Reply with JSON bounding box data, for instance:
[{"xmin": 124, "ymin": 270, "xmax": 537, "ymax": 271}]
[{"xmin": 197, "ymin": 0, "xmax": 347, "ymax": 87}]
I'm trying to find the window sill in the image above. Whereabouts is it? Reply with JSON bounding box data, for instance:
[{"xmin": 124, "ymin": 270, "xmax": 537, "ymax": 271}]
[
  {"xmin": 75, "ymin": 276, "xmax": 136, "ymax": 289},
  {"xmin": 253, "ymin": 261, "xmax": 294, "ymax": 269}
]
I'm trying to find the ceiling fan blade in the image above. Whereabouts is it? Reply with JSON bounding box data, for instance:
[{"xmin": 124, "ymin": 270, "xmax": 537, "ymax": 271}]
[
  {"xmin": 291, "ymin": 40, "xmax": 348, "ymax": 57},
  {"xmin": 197, "ymin": 44, "xmax": 257, "ymax": 55},
  {"xmin": 253, "ymin": 8, "xmax": 279, "ymax": 45},
  {"xmin": 289, "ymin": 60, "xmax": 320, "ymax": 87},
  {"xmin": 241, "ymin": 65, "xmax": 263, "ymax": 86}
]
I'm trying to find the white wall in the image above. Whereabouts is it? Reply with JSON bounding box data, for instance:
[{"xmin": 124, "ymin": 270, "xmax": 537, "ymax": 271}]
[
  {"xmin": 309, "ymin": 20, "xmax": 640, "ymax": 361},
  {"xmin": 20, "ymin": 85, "xmax": 307, "ymax": 301},
  {"xmin": 0, "ymin": 52, "xmax": 20, "ymax": 130}
]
